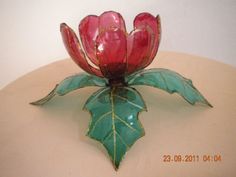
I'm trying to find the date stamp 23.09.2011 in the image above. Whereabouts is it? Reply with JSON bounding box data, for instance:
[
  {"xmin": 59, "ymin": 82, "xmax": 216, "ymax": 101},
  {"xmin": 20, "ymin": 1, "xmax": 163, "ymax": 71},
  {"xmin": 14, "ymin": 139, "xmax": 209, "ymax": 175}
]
[{"xmin": 162, "ymin": 154, "xmax": 222, "ymax": 163}]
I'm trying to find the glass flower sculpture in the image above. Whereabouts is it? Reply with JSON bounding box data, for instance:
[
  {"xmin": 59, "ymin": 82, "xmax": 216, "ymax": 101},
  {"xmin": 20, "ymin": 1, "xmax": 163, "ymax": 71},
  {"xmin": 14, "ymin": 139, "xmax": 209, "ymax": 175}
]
[{"xmin": 31, "ymin": 11, "xmax": 212, "ymax": 170}]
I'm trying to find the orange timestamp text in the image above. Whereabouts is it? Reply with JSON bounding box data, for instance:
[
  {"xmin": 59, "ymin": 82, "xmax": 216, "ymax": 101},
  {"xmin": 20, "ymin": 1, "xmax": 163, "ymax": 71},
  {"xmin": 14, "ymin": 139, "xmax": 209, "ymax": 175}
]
[{"xmin": 162, "ymin": 154, "xmax": 222, "ymax": 163}]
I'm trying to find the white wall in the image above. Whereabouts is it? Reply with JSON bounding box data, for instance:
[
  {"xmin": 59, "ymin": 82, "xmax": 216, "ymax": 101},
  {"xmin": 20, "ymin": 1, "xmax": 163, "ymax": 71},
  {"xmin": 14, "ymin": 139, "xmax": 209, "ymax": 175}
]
[{"xmin": 0, "ymin": 0, "xmax": 235, "ymax": 88}]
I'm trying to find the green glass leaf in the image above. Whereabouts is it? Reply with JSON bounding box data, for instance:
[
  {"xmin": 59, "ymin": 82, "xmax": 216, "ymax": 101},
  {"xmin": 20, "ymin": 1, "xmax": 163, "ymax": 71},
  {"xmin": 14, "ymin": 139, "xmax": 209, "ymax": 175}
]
[
  {"xmin": 84, "ymin": 87, "xmax": 146, "ymax": 169},
  {"xmin": 127, "ymin": 68, "xmax": 212, "ymax": 107},
  {"xmin": 30, "ymin": 73, "xmax": 107, "ymax": 105}
]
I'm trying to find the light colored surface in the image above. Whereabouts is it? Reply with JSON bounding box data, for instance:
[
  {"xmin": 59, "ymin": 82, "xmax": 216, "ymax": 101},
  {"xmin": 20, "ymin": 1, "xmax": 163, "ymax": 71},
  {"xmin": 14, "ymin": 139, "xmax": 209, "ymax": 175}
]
[
  {"xmin": 0, "ymin": 0, "xmax": 236, "ymax": 89},
  {"xmin": 0, "ymin": 52, "xmax": 236, "ymax": 177}
]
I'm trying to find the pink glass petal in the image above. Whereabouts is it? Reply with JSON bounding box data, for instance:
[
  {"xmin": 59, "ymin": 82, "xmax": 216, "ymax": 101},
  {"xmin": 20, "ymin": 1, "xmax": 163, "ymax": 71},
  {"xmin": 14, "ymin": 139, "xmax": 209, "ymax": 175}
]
[
  {"xmin": 134, "ymin": 13, "xmax": 161, "ymax": 68},
  {"xmin": 79, "ymin": 15, "xmax": 99, "ymax": 66},
  {"xmin": 126, "ymin": 27, "xmax": 154, "ymax": 75},
  {"xmin": 99, "ymin": 11, "xmax": 126, "ymax": 33},
  {"xmin": 96, "ymin": 28, "xmax": 127, "ymax": 79},
  {"xmin": 60, "ymin": 23, "xmax": 103, "ymax": 77}
]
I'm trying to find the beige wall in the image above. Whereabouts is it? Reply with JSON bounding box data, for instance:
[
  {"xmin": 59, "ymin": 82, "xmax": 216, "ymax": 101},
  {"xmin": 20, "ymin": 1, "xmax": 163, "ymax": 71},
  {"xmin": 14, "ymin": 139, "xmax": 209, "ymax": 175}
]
[{"xmin": 0, "ymin": 0, "xmax": 235, "ymax": 88}]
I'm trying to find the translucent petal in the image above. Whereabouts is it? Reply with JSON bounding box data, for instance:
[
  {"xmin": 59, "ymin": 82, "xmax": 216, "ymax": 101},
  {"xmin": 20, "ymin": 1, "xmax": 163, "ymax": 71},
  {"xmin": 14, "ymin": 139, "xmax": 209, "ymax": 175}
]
[
  {"xmin": 60, "ymin": 23, "xmax": 103, "ymax": 77},
  {"xmin": 99, "ymin": 11, "xmax": 126, "ymax": 32},
  {"xmin": 134, "ymin": 13, "xmax": 161, "ymax": 68},
  {"xmin": 126, "ymin": 27, "xmax": 154, "ymax": 75},
  {"xmin": 96, "ymin": 28, "xmax": 127, "ymax": 79},
  {"xmin": 79, "ymin": 15, "xmax": 99, "ymax": 66}
]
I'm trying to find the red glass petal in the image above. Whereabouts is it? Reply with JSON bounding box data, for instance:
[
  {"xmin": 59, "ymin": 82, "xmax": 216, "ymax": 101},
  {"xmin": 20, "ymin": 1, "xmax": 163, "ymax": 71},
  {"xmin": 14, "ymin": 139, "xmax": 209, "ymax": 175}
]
[
  {"xmin": 134, "ymin": 13, "xmax": 161, "ymax": 68},
  {"xmin": 60, "ymin": 23, "xmax": 103, "ymax": 77},
  {"xmin": 96, "ymin": 28, "xmax": 127, "ymax": 79},
  {"xmin": 99, "ymin": 11, "xmax": 126, "ymax": 33},
  {"xmin": 126, "ymin": 27, "xmax": 154, "ymax": 74},
  {"xmin": 79, "ymin": 15, "xmax": 99, "ymax": 66}
]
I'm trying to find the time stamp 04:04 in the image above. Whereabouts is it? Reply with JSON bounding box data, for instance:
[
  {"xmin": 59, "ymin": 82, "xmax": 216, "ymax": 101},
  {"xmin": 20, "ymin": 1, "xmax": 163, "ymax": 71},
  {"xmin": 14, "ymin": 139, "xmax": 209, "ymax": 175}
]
[{"xmin": 162, "ymin": 154, "xmax": 222, "ymax": 163}]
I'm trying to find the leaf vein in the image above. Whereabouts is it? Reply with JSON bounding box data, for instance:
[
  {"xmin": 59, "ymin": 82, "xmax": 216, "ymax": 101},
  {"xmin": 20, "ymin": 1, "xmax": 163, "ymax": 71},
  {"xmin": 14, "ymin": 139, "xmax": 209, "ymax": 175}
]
[
  {"xmin": 87, "ymin": 87, "xmax": 110, "ymax": 105},
  {"xmin": 89, "ymin": 111, "xmax": 112, "ymax": 134},
  {"xmin": 113, "ymin": 94, "xmax": 143, "ymax": 109},
  {"xmin": 159, "ymin": 72, "xmax": 169, "ymax": 91},
  {"xmin": 110, "ymin": 88, "xmax": 116, "ymax": 164},
  {"xmin": 116, "ymin": 131, "xmax": 130, "ymax": 148},
  {"xmin": 115, "ymin": 114, "xmax": 138, "ymax": 133}
]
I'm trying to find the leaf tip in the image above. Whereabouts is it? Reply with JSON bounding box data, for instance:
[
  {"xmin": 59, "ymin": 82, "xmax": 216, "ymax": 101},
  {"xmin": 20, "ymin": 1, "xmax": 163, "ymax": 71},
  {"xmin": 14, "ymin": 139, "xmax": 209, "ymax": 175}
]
[
  {"xmin": 114, "ymin": 164, "xmax": 119, "ymax": 171},
  {"xmin": 29, "ymin": 99, "xmax": 46, "ymax": 106},
  {"xmin": 201, "ymin": 97, "xmax": 213, "ymax": 108},
  {"xmin": 82, "ymin": 105, "xmax": 88, "ymax": 111},
  {"xmin": 29, "ymin": 101, "xmax": 40, "ymax": 106},
  {"xmin": 206, "ymin": 101, "xmax": 213, "ymax": 108},
  {"xmin": 143, "ymin": 107, "xmax": 148, "ymax": 112},
  {"xmin": 112, "ymin": 160, "xmax": 121, "ymax": 171}
]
